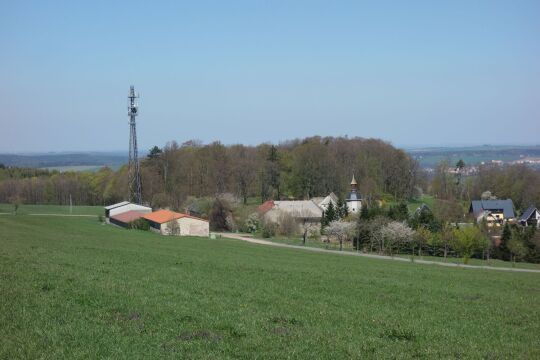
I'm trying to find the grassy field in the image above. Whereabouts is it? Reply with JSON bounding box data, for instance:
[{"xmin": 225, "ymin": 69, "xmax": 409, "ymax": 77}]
[
  {"xmin": 0, "ymin": 203, "xmax": 103, "ymax": 216},
  {"xmin": 1, "ymin": 215, "xmax": 539, "ymax": 359}
]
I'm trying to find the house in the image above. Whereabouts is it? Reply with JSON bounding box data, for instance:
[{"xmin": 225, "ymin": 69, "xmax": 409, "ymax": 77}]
[
  {"xmin": 104, "ymin": 201, "xmax": 152, "ymax": 222},
  {"xmin": 518, "ymin": 205, "xmax": 539, "ymax": 227},
  {"xmin": 109, "ymin": 210, "xmax": 146, "ymax": 228},
  {"xmin": 312, "ymin": 192, "xmax": 338, "ymax": 211},
  {"xmin": 346, "ymin": 175, "xmax": 362, "ymax": 213},
  {"xmin": 469, "ymin": 199, "xmax": 515, "ymax": 226},
  {"xmin": 258, "ymin": 200, "xmax": 323, "ymax": 223},
  {"xmin": 142, "ymin": 209, "xmax": 209, "ymax": 237}
]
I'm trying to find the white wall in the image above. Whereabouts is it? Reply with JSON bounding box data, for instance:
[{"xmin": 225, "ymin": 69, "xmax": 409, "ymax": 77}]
[
  {"xmin": 108, "ymin": 204, "xmax": 152, "ymax": 218},
  {"xmin": 160, "ymin": 217, "xmax": 209, "ymax": 237},
  {"xmin": 347, "ymin": 200, "xmax": 362, "ymax": 213}
]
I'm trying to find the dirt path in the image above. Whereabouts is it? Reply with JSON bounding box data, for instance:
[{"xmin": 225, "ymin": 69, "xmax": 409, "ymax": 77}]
[{"xmin": 218, "ymin": 232, "xmax": 540, "ymax": 274}]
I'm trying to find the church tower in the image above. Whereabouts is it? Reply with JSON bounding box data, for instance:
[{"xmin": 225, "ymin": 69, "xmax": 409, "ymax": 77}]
[{"xmin": 346, "ymin": 175, "xmax": 362, "ymax": 213}]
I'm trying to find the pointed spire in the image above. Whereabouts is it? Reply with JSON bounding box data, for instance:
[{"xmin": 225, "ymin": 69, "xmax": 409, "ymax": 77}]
[{"xmin": 351, "ymin": 174, "xmax": 357, "ymax": 186}]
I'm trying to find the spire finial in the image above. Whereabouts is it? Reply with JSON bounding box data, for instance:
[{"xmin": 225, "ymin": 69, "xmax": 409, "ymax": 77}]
[{"xmin": 351, "ymin": 174, "xmax": 357, "ymax": 186}]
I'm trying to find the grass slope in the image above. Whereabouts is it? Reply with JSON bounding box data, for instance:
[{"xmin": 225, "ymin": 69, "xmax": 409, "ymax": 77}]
[
  {"xmin": 1, "ymin": 215, "xmax": 539, "ymax": 359},
  {"xmin": 0, "ymin": 204, "xmax": 103, "ymax": 216}
]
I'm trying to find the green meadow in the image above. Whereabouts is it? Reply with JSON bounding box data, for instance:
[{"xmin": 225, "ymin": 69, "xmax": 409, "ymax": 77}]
[{"xmin": 1, "ymin": 214, "xmax": 539, "ymax": 359}]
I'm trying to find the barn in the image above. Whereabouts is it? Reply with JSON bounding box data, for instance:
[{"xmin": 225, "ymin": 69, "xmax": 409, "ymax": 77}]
[
  {"xmin": 142, "ymin": 209, "xmax": 209, "ymax": 237},
  {"xmin": 104, "ymin": 202, "xmax": 152, "ymax": 222},
  {"xmin": 109, "ymin": 210, "xmax": 146, "ymax": 228}
]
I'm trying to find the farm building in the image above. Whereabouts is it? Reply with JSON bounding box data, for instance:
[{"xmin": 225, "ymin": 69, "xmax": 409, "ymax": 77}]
[
  {"xmin": 142, "ymin": 209, "xmax": 209, "ymax": 237},
  {"xmin": 311, "ymin": 192, "xmax": 338, "ymax": 211},
  {"xmin": 109, "ymin": 210, "xmax": 146, "ymax": 228},
  {"xmin": 104, "ymin": 201, "xmax": 152, "ymax": 222},
  {"xmin": 258, "ymin": 200, "xmax": 323, "ymax": 223},
  {"xmin": 518, "ymin": 205, "xmax": 539, "ymax": 227},
  {"xmin": 469, "ymin": 199, "xmax": 515, "ymax": 226}
]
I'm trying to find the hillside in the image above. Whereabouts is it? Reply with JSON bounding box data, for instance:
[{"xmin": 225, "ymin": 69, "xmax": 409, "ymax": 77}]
[{"xmin": 1, "ymin": 214, "xmax": 539, "ymax": 359}]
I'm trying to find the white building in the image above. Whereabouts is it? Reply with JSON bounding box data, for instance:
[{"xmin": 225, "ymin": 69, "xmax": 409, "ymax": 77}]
[
  {"xmin": 104, "ymin": 201, "xmax": 152, "ymax": 222},
  {"xmin": 313, "ymin": 192, "xmax": 338, "ymax": 211},
  {"xmin": 346, "ymin": 175, "xmax": 362, "ymax": 213},
  {"xmin": 142, "ymin": 209, "xmax": 209, "ymax": 237}
]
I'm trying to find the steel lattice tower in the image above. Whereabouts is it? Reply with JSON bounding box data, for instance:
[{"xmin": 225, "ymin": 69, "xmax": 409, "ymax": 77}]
[{"xmin": 127, "ymin": 85, "xmax": 142, "ymax": 204}]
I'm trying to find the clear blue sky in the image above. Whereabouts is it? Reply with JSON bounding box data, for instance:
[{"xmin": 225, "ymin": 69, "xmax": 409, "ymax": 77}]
[{"xmin": 1, "ymin": 0, "xmax": 539, "ymax": 152}]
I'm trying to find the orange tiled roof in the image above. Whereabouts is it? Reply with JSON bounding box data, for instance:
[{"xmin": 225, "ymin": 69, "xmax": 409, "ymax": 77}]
[
  {"xmin": 110, "ymin": 210, "xmax": 145, "ymax": 223},
  {"xmin": 142, "ymin": 209, "xmax": 207, "ymax": 224},
  {"xmin": 257, "ymin": 200, "xmax": 275, "ymax": 214}
]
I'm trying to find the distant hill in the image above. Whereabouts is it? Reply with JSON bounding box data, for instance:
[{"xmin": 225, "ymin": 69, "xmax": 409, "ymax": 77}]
[
  {"xmin": 0, "ymin": 152, "xmax": 127, "ymax": 171},
  {"xmin": 405, "ymin": 145, "xmax": 540, "ymax": 168},
  {"xmin": 2, "ymin": 145, "xmax": 539, "ymax": 172}
]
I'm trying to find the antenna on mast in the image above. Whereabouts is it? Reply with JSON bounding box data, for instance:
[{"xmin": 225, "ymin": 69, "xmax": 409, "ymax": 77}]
[{"xmin": 127, "ymin": 85, "xmax": 142, "ymax": 204}]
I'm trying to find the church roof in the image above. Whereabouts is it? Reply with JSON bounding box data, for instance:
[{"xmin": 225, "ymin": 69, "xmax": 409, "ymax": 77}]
[{"xmin": 347, "ymin": 192, "xmax": 361, "ymax": 201}]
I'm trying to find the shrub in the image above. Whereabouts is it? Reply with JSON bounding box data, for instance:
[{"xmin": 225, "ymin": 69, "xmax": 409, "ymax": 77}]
[
  {"xmin": 277, "ymin": 212, "xmax": 298, "ymax": 237},
  {"xmin": 129, "ymin": 218, "xmax": 150, "ymax": 231},
  {"xmin": 97, "ymin": 214, "xmax": 104, "ymax": 223},
  {"xmin": 209, "ymin": 198, "xmax": 233, "ymax": 231},
  {"xmin": 262, "ymin": 221, "xmax": 277, "ymax": 238},
  {"xmin": 243, "ymin": 213, "xmax": 261, "ymax": 233}
]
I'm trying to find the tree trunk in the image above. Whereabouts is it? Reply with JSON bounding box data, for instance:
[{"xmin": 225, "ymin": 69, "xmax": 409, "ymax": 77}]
[
  {"xmin": 339, "ymin": 239, "xmax": 343, "ymax": 251},
  {"xmin": 444, "ymin": 243, "xmax": 448, "ymax": 262}
]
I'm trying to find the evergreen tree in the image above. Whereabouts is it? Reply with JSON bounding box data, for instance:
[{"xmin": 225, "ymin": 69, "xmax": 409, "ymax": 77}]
[
  {"xmin": 360, "ymin": 203, "xmax": 370, "ymax": 220},
  {"xmin": 325, "ymin": 202, "xmax": 336, "ymax": 224},
  {"xmin": 335, "ymin": 198, "xmax": 344, "ymax": 219},
  {"xmin": 341, "ymin": 200, "xmax": 349, "ymax": 218},
  {"xmin": 496, "ymin": 223, "xmax": 512, "ymax": 261},
  {"xmin": 335, "ymin": 198, "xmax": 348, "ymax": 219},
  {"xmin": 147, "ymin": 146, "xmax": 163, "ymax": 159}
]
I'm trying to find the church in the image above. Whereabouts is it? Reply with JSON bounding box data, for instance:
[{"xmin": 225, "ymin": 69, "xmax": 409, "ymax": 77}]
[{"xmin": 346, "ymin": 175, "xmax": 362, "ymax": 213}]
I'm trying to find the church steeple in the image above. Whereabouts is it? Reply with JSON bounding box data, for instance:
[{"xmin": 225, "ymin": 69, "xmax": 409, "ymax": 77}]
[
  {"xmin": 346, "ymin": 174, "xmax": 362, "ymax": 213},
  {"xmin": 350, "ymin": 174, "xmax": 357, "ymax": 191}
]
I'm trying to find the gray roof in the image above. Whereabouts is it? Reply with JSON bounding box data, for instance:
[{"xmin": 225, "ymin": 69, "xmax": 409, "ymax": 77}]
[
  {"xmin": 104, "ymin": 201, "xmax": 130, "ymax": 210},
  {"xmin": 469, "ymin": 199, "xmax": 515, "ymax": 219},
  {"xmin": 519, "ymin": 205, "xmax": 537, "ymax": 222},
  {"xmin": 346, "ymin": 191, "xmax": 361, "ymax": 201}
]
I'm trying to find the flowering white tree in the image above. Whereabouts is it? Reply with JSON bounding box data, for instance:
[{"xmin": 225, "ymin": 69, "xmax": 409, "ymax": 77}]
[
  {"xmin": 379, "ymin": 221, "xmax": 415, "ymax": 256},
  {"xmin": 325, "ymin": 221, "xmax": 356, "ymax": 251}
]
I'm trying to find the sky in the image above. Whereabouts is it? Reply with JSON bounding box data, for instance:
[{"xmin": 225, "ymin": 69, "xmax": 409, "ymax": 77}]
[{"xmin": 1, "ymin": 0, "xmax": 539, "ymax": 152}]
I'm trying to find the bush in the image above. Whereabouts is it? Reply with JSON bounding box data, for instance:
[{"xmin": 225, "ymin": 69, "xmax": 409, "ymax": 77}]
[
  {"xmin": 209, "ymin": 198, "xmax": 233, "ymax": 231},
  {"xmin": 278, "ymin": 212, "xmax": 298, "ymax": 237},
  {"xmin": 243, "ymin": 213, "xmax": 261, "ymax": 233},
  {"xmin": 97, "ymin": 214, "xmax": 104, "ymax": 223},
  {"xmin": 129, "ymin": 218, "xmax": 150, "ymax": 231},
  {"xmin": 262, "ymin": 221, "xmax": 277, "ymax": 238}
]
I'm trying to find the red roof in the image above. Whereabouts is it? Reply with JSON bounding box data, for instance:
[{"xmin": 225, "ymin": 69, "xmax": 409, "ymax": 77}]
[
  {"xmin": 257, "ymin": 200, "xmax": 275, "ymax": 214},
  {"xmin": 110, "ymin": 210, "xmax": 145, "ymax": 223},
  {"xmin": 142, "ymin": 209, "xmax": 207, "ymax": 224}
]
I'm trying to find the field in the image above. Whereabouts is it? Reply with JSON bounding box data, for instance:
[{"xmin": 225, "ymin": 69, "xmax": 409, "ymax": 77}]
[
  {"xmin": 0, "ymin": 204, "xmax": 103, "ymax": 216},
  {"xmin": 1, "ymin": 214, "xmax": 539, "ymax": 359}
]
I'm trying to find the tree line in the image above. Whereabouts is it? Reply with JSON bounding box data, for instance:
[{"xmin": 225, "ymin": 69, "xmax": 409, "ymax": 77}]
[{"xmin": 0, "ymin": 136, "xmax": 421, "ymax": 207}]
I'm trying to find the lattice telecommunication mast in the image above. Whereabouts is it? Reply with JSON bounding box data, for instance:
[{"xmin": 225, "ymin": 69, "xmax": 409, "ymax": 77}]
[{"xmin": 127, "ymin": 85, "xmax": 142, "ymax": 204}]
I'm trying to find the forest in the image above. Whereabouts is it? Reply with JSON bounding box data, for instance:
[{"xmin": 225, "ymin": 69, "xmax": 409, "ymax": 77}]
[{"xmin": 1, "ymin": 136, "xmax": 539, "ymax": 214}]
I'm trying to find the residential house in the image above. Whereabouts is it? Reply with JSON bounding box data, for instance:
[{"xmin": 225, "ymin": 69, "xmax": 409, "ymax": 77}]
[
  {"xmin": 518, "ymin": 205, "xmax": 539, "ymax": 228},
  {"xmin": 469, "ymin": 199, "xmax": 515, "ymax": 226}
]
